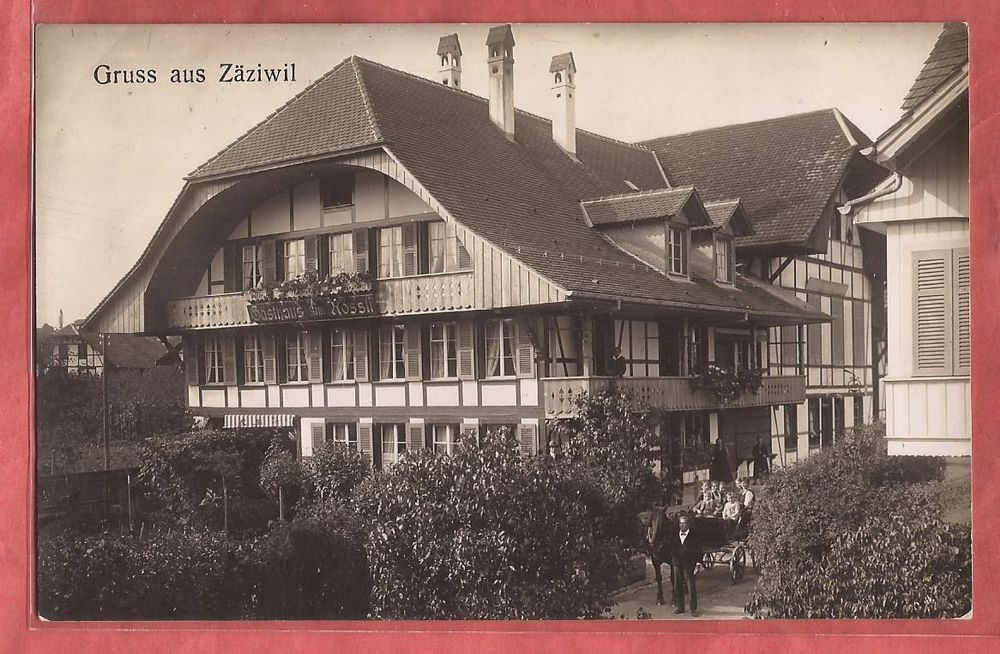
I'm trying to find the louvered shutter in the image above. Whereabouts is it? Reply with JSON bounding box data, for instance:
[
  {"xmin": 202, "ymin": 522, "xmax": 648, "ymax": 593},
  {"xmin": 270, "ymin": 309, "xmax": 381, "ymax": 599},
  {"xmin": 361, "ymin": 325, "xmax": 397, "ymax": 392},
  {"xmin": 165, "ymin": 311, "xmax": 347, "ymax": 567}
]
[
  {"xmin": 262, "ymin": 333, "xmax": 277, "ymax": 384},
  {"xmin": 223, "ymin": 245, "xmax": 241, "ymax": 292},
  {"xmin": 353, "ymin": 229, "xmax": 370, "ymax": 274},
  {"xmin": 406, "ymin": 423, "xmax": 425, "ymax": 453},
  {"xmin": 221, "ymin": 334, "xmax": 237, "ymax": 385},
  {"xmin": 515, "ymin": 320, "xmax": 535, "ymax": 378},
  {"xmin": 402, "ymin": 223, "xmax": 419, "ymax": 276},
  {"xmin": 308, "ymin": 329, "xmax": 324, "ymax": 382},
  {"xmin": 183, "ymin": 335, "xmax": 199, "ymax": 385},
  {"xmin": 518, "ymin": 424, "xmax": 538, "ymax": 455},
  {"xmin": 306, "ymin": 422, "xmax": 325, "ymax": 457},
  {"xmin": 456, "ymin": 320, "xmax": 476, "ymax": 379},
  {"xmin": 261, "ymin": 240, "xmax": 277, "ymax": 284},
  {"xmin": 457, "ymin": 238, "xmax": 472, "ymax": 270},
  {"xmin": 953, "ymin": 249, "xmax": 970, "ymax": 375},
  {"xmin": 913, "ymin": 250, "xmax": 952, "ymax": 376},
  {"xmin": 358, "ymin": 423, "xmax": 374, "ymax": 467},
  {"xmin": 353, "ymin": 328, "xmax": 369, "ymax": 382},
  {"xmin": 304, "ymin": 236, "xmax": 319, "ymax": 273},
  {"xmin": 404, "ymin": 324, "xmax": 422, "ymax": 380}
]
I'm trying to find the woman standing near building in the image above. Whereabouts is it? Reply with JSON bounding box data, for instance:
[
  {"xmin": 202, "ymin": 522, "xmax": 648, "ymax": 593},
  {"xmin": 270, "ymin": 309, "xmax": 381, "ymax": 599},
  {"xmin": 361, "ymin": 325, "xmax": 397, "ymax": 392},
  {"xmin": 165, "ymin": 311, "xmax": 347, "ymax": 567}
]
[{"xmin": 709, "ymin": 438, "xmax": 733, "ymax": 483}]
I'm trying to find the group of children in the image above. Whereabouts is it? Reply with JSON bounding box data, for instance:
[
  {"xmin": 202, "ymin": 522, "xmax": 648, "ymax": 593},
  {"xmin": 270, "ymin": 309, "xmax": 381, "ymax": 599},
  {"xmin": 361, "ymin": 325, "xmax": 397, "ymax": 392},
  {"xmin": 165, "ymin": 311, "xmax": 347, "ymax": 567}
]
[{"xmin": 692, "ymin": 478, "xmax": 755, "ymax": 526}]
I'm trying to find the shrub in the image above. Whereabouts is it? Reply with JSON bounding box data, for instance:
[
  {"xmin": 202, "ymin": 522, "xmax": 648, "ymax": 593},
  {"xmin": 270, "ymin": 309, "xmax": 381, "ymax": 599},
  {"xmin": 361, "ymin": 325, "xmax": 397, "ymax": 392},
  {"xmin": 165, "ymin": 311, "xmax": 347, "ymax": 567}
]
[
  {"xmin": 747, "ymin": 512, "xmax": 971, "ymax": 618},
  {"xmin": 355, "ymin": 429, "xmax": 624, "ymax": 619},
  {"xmin": 259, "ymin": 438, "xmax": 304, "ymax": 520},
  {"xmin": 299, "ymin": 442, "xmax": 369, "ymax": 511}
]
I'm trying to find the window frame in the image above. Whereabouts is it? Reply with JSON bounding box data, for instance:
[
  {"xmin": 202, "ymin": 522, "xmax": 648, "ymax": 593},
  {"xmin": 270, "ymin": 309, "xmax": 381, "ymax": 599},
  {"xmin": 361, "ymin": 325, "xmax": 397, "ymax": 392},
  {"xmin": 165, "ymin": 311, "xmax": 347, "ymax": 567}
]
[
  {"xmin": 377, "ymin": 226, "xmax": 404, "ymax": 279},
  {"xmin": 329, "ymin": 422, "xmax": 358, "ymax": 451},
  {"xmin": 330, "ymin": 328, "xmax": 355, "ymax": 382},
  {"xmin": 485, "ymin": 318, "xmax": 516, "ymax": 378},
  {"xmin": 242, "ymin": 243, "xmax": 263, "ymax": 290},
  {"xmin": 282, "ymin": 238, "xmax": 306, "ymax": 281},
  {"xmin": 204, "ymin": 335, "xmax": 225, "ymax": 385},
  {"xmin": 667, "ymin": 224, "xmax": 689, "ymax": 277},
  {"xmin": 243, "ymin": 333, "xmax": 265, "ymax": 384},
  {"xmin": 429, "ymin": 322, "xmax": 458, "ymax": 379},
  {"xmin": 380, "ymin": 324, "xmax": 407, "ymax": 380},
  {"xmin": 321, "ymin": 174, "xmax": 354, "ymax": 210},
  {"xmin": 715, "ymin": 235, "xmax": 734, "ymax": 284},
  {"xmin": 285, "ymin": 330, "xmax": 309, "ymax": 383},
  {"xmin": 379, "ymin": 423, "xmax": 407, "ymax": 468},
  {"xmin": 327, "ymin": 231, "xmax": 355, "ymax": 276},
  {"xmin": 431, "ymin": 423, "xmax": 460, "ymax": 455}
]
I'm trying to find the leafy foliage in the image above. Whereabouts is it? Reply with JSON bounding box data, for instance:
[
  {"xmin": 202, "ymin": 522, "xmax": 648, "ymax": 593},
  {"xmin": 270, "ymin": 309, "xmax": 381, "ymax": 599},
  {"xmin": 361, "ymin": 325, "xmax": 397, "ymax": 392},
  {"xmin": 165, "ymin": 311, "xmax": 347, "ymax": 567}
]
[
  {"xmin": 689, "ymin": 365, "xmax": 764, "ymax": 405},
  {"xmin": 246, "ymin": 269, "xmax": 374, "ymax": 303},
  {"xmin": 746, "ymin": 422, "xmax": 969, "ymax": 618},
  {"xmin": 299, "ymin": 442, "xmax": 370, "ymax": 511},
  {"xmin": 354, "ymin": 429, "xmax": 624, "ymax": 619}
]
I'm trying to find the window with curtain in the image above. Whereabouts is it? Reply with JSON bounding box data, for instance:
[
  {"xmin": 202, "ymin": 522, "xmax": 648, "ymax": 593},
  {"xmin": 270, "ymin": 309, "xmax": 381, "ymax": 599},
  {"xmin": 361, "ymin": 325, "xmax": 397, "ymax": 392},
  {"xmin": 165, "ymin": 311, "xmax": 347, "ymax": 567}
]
[
  {"xmin": 204, "ymin": 335, "xmax": 224, "ymax": 384},
  {"xmin": 330, "ymin": 328, "xmax": 355, "ymax": 381},
  {"xmin": 380, "ymin": 325, "xmax": 406, "ymax": 380},
  {"xmin": 380, "ymin": 423, "xmax": 407, "ymax": 468},
  {"xmin": 243, "ymin": 333, "xmax": 264, "ymax": 383},
  {"xmin": 432, "ymin": 424, "xmax": 460, "ymax": 455},
  {"xmin": 328, "ymin": 232, "xmax": 355, "ymax": 275},
  {"xmin": 242, "ymin": 244, "xmax": 263, "ymax": 289},
  {"xmin": 668, "ymin": 225, "xmax": 688, "ymax": 275},
  {"xmin": 430, "ymin": 322, "xmax": 458, "ymax": 378},
  {"xmin": 330, "ymin": 423, "xmax": 358, "ymax": 451},
  {"xmin": 283, "ymin": 239, "xmax": 306, "ymax": 281},
  {"xmin": 485, "ymin": 319, "xmax": 516, "ymax": 377},
  {"xmin": 285, "ymin": 331, "xmax": 309, "ymax": 382},
  {"xmin": 378, "ymin": 226, "xmax": 404, "ymax": 278},
  {"xmin": 428, "ymin": 221, "xmax": 465, "ymax": 273},
  {"xmin": 715, "ymin": 236, "xmax": 733, "ymax": 283}
]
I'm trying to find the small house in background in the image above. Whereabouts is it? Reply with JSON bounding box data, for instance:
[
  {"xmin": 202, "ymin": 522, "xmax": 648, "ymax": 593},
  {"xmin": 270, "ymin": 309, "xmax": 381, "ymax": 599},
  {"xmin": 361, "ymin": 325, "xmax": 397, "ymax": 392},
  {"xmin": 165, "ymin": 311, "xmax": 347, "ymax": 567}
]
[
  {"xmin": 852, "ymin": 23, "xmax": 970, "ymax": 456},
  {"xmin": 38, "ymin": 319, "xmax": 172, "ymax": 376}
]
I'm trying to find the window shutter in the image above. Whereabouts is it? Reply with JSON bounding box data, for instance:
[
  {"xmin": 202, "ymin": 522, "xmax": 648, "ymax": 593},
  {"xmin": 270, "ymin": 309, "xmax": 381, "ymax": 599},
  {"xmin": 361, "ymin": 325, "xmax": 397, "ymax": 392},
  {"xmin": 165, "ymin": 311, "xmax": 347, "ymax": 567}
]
[
  {"xmin": 306, "ymin": 422, "xmax": 325, "ymax": 457},
  {"xmin": 406, "ymin": 423, "xmax": 425, "ymax": 452},
  {"xmin": 461, "ymin": 424, "xmax": 479, "ymax": 443},
  {"xmin": 221, "ymin": 334, "xmax": 237, "ymax": 384},
  {"xmin": 405, "ymin": 324, "xmax": 422, "ymax": 380},
  {"xmin": 223, "ymin": 245, "xmax": 241, "ymax": 293},
  {"xmin": 456, "ymin": 320, "xmax": 476, "ymax": 379},
  {"xmin": 235, "ymin": 333, "xmax": 245, "ymax": 386},
  {"xmin": 353, "ymin": 328, "xmax": 369, "ymax": 382},
  {"xmin": 304, "ymin": 236, "xmax": 319, "ymax": 273},
  {"xmin": 183, "ymin": 335, "xmax": 199, "ymax": 385},
  {"xmin": 262, "ymin": 333, "xmax": 277, "ymax": 384},
  {"xmin": 358, "ymin": 423, "xmax": 374, "ymax": 467},
  {"xmin": 515, "ymin": 320, "xmax": 535, "ymax": 378},
  {"xmin": 261, "ymin": 240, "xmax": 277, "ymax": 284},
  {"xmin": 308, "ymin": 329, "xmax": 324, "ymax": 382},
  {"xmin": 457, "ymin": 239, "xmax": 472, "ymax": 270},
  {"xmin": 402, "ymin": 223, "xmax": 419, "ymax": 276},
  {"xmin": 913, "ymin": 250, "xmax": 952, "ymax": 376},
  {"xmin": 518, "ymin": 424, "xmax": 538, "ymax": 455},
  {"xmin": 954, "ymin": 249, "xmax": 970, "ymax": 375},
  {"xmin": 353, "ymin": 229, "xmax": 370, "ymax": 274}
]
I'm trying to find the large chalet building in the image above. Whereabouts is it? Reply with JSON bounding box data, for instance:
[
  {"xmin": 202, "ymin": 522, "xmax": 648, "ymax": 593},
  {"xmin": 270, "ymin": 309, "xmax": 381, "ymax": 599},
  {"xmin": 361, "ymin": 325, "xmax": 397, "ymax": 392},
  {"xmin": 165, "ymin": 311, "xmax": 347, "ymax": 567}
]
[
  {"xmin": 642, "ymin": 111, "xmax": 890, "ymax": 466},
  {"xmin": 84, "ymin": 26, "xmax": 835, "ymax": 476}
]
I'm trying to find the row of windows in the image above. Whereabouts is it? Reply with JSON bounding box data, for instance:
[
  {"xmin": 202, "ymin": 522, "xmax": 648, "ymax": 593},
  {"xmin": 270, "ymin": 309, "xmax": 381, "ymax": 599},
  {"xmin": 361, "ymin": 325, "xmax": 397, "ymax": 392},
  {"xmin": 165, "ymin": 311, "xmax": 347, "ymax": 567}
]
[
  {"xmin": 227, "ymin": 221, "xmax": 471, "ymax": 292},
  {"xmin": 196, "ymin": 318, "xmax": 530, "ymax": 386}
]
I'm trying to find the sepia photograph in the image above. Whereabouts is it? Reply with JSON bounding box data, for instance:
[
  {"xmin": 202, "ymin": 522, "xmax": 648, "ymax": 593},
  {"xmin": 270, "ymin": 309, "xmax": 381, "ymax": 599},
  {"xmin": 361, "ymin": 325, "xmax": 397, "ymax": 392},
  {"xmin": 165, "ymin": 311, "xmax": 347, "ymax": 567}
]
[{"xmin": 33, "ymin": 22, "xmax": 971, "ymax": 621}]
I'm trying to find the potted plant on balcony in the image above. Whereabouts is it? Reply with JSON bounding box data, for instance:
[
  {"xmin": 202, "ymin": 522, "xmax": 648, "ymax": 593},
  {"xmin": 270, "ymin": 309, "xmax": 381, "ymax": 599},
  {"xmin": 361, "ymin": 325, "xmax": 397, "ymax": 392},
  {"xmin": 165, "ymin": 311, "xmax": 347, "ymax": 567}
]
[
  {"xmin": 688, "ymin": 364, "xmax": 764, "ymax": 405},
  {"xmin": 246, "ymin": 270, "xmax": 374, "ymax": 304}
]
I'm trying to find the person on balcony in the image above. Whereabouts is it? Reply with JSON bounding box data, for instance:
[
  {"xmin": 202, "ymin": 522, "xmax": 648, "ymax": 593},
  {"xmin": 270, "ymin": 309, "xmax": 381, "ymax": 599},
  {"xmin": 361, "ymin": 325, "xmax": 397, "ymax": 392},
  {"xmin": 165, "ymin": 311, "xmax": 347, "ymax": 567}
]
[
  {"xmin": 609, "ymin": 347, "xmax": 627, "ymax": 377},
  {"xmin": 709, "ymin": 438, "xmax": 733, "ymax": 484}
]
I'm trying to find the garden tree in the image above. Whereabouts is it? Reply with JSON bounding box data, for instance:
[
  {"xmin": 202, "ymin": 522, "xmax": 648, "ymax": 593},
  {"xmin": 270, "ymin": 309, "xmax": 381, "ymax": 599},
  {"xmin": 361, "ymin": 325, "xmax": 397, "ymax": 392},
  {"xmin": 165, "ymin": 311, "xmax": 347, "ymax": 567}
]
[
  {"xmin": 35, "ymin": 369, "xmax": 103, "ymax": 469},
  {"xmin": 746, "ymin": 423, "xmax": 968, "ymax": 618},
  {"xmin": 297, "ymin": 442, "xmax": 369, "ymax": 513},
  {"xmin": 138, "ymin": 428, "xmax": 276, "ymax": 533},
  {"xmin": 556, "ymin": 389, "xmax": 675, "ymax": 543},
  {"xmin": 354, "ymin": 428, "xmax": 622, "ymax": 619},
  {"xmin": 259, "ymin": 439, "xmax": 303, "ymax": 521},
  {"xmin": 107, "ymin": 366, "xmax": 189, "ymax": 440}
]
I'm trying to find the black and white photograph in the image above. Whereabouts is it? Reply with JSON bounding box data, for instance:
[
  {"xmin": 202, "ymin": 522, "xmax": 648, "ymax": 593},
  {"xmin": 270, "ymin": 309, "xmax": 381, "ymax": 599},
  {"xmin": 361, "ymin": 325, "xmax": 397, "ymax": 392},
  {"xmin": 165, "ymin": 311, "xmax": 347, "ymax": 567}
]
[{"xmin": 33, "ymin": 22, "xmax": 971, "ymax": 621}]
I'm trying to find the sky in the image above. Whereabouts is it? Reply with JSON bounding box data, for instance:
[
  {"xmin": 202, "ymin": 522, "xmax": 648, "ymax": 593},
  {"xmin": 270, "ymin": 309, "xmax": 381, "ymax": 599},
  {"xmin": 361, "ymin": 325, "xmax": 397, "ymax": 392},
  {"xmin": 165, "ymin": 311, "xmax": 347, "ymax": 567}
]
[{"xmin": 33, "ymin": 22, "xmax": 943, "ymax": 328}]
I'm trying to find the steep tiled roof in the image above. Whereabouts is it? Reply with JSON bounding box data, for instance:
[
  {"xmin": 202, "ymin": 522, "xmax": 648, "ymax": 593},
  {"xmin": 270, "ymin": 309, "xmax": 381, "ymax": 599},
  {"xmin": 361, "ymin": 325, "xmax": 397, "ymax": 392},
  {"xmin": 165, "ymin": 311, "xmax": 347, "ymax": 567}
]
[
  {"xmin": 700, "ymin": 200, "xmax": 754, "ymax": 237},
  {"xmin": 581, "ymin": 187, "xmax": 707, "ymax": 226},
  {"xmin": 550, "ymin": 53, "xmax": 576, "ymax": 73},
  {"xmin": 901, "ymin": 23, "xmax": 968, "ymax": 112},
  {"xmin": 190, "ymin": 59, "xmax": 382, "ymax": 179},
  {"xmin": 184, "ymin": 56, "xmax": 823, "ymax": 322},
  {"xmin": 641, "ymin": 109, "xmax": 870, "ymax": 250}
]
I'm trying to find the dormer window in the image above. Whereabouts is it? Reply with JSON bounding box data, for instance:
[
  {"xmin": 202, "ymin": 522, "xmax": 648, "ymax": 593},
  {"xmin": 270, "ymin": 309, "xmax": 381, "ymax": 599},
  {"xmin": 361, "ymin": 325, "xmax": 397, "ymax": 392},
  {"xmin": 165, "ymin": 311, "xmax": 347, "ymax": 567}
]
[
  {"xmin": 715, "ymin": 236, "xmax": 734, "ymax": 284},
  {"xmin": 321, "ymin": 173, "xmax": 354, "ymax": 210},
  {"xmin": 668, "ymin": 225, "xmax": 689, "ymax": 276}
]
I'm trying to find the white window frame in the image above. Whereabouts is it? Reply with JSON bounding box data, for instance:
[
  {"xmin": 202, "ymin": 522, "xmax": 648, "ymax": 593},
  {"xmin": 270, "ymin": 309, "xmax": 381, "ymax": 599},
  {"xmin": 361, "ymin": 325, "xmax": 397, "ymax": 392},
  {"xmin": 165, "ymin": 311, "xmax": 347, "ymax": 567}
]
[
  {"xmin": 668, "ymin": 225, "xmax": 688, "ymax": 276},
  {"xmin": 380, "ymin": 324, "xmax": 407, "ymax": 380},
  {"xmin": 330, "ymin": 328, "xmax": 355, "ymax": 381},
  {"xmin": 430, "ymin": 322, "xmax": 458, "ymax": 379},
  {"xmin": 715, "ymin": 236, "xmax": 733, "ymax": 283},
  {"xmin": 432, "ymin": 424, "xmax": 460, "ymax": 455},
  {"xmin": 204, "ymin": 335, "xmax": 224, "ymax": 384},
  {"xmin": 244, "ymin": 333, "xmax": 265, "ymax": 384},
  {"xmin": 328, "ymin": 232, "xmax": 355, "ymax": 275},
  {"xmin": 485, "ymin": 318, "xmax": 516, "ymax": 378},
  {"xmin": 330, "ymin": 423, "xmax": 358, "ymax": 451},
  {"xmin": 242, "ymin": 243, "xmax": 263, "ymax": 290},
  {"xmin": 380, "ymin": 423, "xmax": 407, "ymax": 468},
  {"xmin": 285, "ymin": 331, "xmax": 309, "ymax": 383},
  {"xmin": 428, "ymin": 221, "xmax": 460, "ymax": 274},
  {"xmin": 378, "ymin": 226, "xmax": 404, "ymax": 279},
  {"xmin": 283, "ymin": 239, "xmax": 306, "ymax": 281}
]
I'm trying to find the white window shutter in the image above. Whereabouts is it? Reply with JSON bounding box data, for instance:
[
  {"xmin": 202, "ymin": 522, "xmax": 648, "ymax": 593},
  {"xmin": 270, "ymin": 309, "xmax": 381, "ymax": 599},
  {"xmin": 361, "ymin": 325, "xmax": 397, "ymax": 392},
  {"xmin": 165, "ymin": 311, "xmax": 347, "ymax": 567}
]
[
  {"xmin": 221, "ymin": 334, "xmax": 237, "ymax": 385},
  {"xmin": 358, "ymin": 423, "xmax": 374, "ymax": 467},
  {"xmin": 406, "ymin": 423, "xmax": 425, "ymax": 452},
  {"xmin": 518, "ymin": 423, "xmax": 538, "ymax": 455},
  {"xmin": 912, "ymin": 250, "xmax": 953, "ymax": 376},
  {"xmin": 306, "ymin": 421, "xmax": 325, "ymax": 457},
  {"xmin": 953, "ymin": 249, "xmax": 970, "ymax": 375},
  {"xmin": 515, "ymin": 320, "xmax": 535, "ymax": 378},
  {"xmin": 308, "ymin": 330, "xmax": 324, "ymax": 383},
  {"xmin": 402, "ymin": 223, "xmax": 419, "ymax": 276},
  {"xmin": 352, "ymin": 328, "xmax": 369, "ymax": 382},
  {"xmin": 456, "ymin": 320, "xmax": 476, "ymax": 379},
  {"xmin": 262, "ymin": 333, "xmax": 277, "ymax": 384},
  {"xmin": 405, "ymin": 324, "xmax": 422, "ymax": 380},
  {"xmin": 183, "ymin": 335, "xmax": 199, "ymax": 385}
]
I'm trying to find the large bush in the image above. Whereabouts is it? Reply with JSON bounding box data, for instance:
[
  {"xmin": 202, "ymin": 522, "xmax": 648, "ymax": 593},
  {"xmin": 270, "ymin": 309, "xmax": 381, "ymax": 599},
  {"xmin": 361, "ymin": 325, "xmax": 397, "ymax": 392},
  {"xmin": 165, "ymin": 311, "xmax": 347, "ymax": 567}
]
[
  {"xmin": 299, "ymin": 442, "xmax": 369, "ymax": 510},
  {"xmin": 746, "ymin": 423, "xmax": 969, "ymax": 618},
  {"xmin": 355, "ymin": 429, "xmax": 623, "ymax": 619}
]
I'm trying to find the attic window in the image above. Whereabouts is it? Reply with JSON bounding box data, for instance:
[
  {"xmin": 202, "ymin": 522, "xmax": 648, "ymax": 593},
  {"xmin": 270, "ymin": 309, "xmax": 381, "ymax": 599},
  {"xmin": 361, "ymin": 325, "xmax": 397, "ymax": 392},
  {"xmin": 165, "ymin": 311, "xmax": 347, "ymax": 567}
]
[
  {"xmin": 321, "ymin": 174, "xmax": 354, "ymax": 210},
  {"xmin": 668, "ymin": 225, "xmax": 689, "ymax": 277},
  {"xmin": 554, "ymin": 72, "xmax": 563, "ymax": 84},
  {"xmin": 715, "ymin": 235, "xmax": 734, "ymax": 284}
]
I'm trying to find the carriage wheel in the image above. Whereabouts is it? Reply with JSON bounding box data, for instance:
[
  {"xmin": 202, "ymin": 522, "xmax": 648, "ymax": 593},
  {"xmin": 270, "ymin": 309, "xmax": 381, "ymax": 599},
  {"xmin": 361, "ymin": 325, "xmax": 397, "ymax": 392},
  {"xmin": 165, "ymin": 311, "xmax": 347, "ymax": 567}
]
[{"xmin": 730, "ymin": 546, "xmax": 746, "ymax": 584}]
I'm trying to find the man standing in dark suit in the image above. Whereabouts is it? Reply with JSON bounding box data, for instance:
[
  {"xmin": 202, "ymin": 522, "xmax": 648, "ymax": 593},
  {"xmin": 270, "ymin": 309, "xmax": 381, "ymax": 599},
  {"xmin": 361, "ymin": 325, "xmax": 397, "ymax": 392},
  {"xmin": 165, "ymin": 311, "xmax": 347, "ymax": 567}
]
[{"xmin": 672, "ymin": 514, "xmax": 701, "ymax": 616}]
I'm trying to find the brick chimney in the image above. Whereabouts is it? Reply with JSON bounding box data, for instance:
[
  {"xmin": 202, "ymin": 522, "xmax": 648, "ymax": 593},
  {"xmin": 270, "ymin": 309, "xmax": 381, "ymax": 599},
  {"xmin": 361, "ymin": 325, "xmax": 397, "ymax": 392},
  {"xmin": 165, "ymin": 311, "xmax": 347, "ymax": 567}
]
[
  {"xmin": 550, "ymin": 52, "xmax": 577, "ymax": 155},
  {"xmin": 437, "ymin": 33, "xmax": 462, "ymax": 88},
  {"xmin": 486, "ymin": 24, "xmax": 515, "ymax": 139}
]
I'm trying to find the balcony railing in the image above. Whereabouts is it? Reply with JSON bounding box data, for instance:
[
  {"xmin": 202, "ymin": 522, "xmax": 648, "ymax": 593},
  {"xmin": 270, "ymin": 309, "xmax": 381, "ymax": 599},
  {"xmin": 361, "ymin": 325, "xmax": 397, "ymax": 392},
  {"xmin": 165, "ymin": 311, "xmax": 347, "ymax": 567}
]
[
  {"xmin": 166, "ymin": 271, "xmax": 477, "ymax": 329},
  {"xmin": 542, "ymin": 375, "xmax": 807, "ymax": 418}
]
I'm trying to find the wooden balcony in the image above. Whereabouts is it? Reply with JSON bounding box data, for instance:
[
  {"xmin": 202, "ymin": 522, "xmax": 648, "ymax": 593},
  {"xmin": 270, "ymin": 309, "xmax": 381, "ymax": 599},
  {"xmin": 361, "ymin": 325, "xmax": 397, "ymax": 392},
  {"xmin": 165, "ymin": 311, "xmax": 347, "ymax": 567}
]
[
  {"xmin": 166, "ymin": 271, "xmax": 477, "ymax": 329},
  {"xmin": 543, "ymin": 375, "xmax": 807, "ymax": 418}
]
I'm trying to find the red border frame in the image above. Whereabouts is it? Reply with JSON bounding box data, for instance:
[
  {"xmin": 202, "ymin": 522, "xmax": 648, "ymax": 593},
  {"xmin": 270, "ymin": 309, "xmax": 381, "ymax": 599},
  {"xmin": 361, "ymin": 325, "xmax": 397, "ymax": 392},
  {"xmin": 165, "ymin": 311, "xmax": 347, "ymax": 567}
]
[{"xmin": 6, "ymin": 2, "xmax": 999, "ymax": 651}]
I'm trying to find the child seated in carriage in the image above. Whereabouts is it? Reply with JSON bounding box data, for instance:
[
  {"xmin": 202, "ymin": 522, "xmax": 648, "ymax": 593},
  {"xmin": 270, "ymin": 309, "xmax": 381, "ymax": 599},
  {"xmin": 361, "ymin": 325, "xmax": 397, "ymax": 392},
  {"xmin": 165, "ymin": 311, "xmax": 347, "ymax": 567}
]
[
  {"xmin": 722, "ymin": 491, "xmax": 743, "ymax": 538},
  {"xmin": 692, "ymin": 482, "xmax": 717, "ymax": 515}
]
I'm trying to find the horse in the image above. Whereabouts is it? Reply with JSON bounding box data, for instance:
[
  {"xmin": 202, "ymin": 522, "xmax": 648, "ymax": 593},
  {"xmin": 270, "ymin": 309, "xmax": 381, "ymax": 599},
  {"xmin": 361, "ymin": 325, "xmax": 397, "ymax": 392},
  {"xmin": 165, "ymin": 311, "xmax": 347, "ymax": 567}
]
[{"xmin": 638, "ymin": 508, "xmax": 679, "ymax": 606}]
